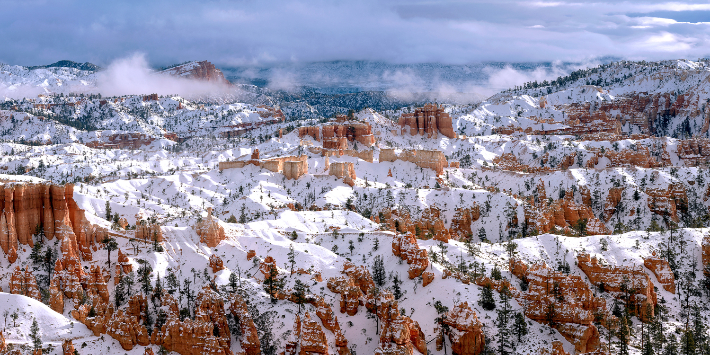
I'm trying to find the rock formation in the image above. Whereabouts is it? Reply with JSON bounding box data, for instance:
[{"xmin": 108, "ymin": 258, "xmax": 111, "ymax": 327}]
[
  {"xmin": 329, "ymin": 162, "xmax": 356, "ymax": 186},
  {"xmin": 391, "ymin": 233, "xmax": 429, "ymax": 279},
  {"xmin": 193, "ymin": 208, "xmax": 226, "ymax": 247},
  {"xmin": 9, "ymin": 266, "xmax": 41, "ymax": 300},
  {"xmin": 644, "ymin": 253, "xmax": 675, "ymax": 293},
  {"xmin": 510, "ymin": 258, "xmax": 603, "ymax": 353},
  {"xmin": 577, "ymin": 253, "xmax": 656, "ymax": 320},
  {"xmin": 379, "ymin": 149, "xmax": 448, "ymax": 176},
  {"xmin": 219, "ymin": 154, "xmax": 309, "ymax": 180},
  {"xmin": 369, "ymin": 291, "xmax": 427, "ymax": 355},
  {"xmin": 135, "ymin": 222, "xmax": 163, "ymax": 242},
  {"xmin": 299, "ymin": 122, "xmax": 376, "ymax": 149},
  {"xmin": 209, "ymin": 254, "xmax": 225, "ymax": 273},
  {"xmin": 438, "ymin": 302, "xmax": 485, "ymax": 355},
  {"xmin": 398, "ymin": 103, "xmax": 456, "ymax": 139},
  {"xmin": 161, "ymin": 61, "xmax": 231, "ymax": 85}
]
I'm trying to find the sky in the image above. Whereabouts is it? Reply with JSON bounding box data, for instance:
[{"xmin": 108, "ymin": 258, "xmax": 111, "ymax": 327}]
[{"xmin": 1, "ymin": 0, "xmax": 710, "ymax": 67}]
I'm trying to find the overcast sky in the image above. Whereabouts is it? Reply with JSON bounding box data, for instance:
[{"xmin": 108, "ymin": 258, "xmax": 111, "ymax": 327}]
[{"xmin": 2, "ymin": 0, "xmax": 710, "ymax": 67}]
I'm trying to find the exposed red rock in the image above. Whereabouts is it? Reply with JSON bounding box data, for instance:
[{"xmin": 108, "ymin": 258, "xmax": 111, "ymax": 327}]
[
  {"xmin": 369, "ymin": 291, "xmax": 427, "ymax": 355},
  {"xmin": 329, "ymin": 162, "xmax": 356, "ymax": 186},
  {"xmin": 161, "ymin": 61, "xmax": 231, "ymax": 85},
  {"xmin": 209, "ymin": 254, "xmax": 225, "ymax": 273},
  {"xmin": 9, "ymin": 266, "xmax": 41, "ymax": 300},
  {"xmin": 399, "ymin": 103, "xmax": 456, "ymax": 139},
  {"xmin": 439, "ymin": 302, "xmax": 485, "ymax": 355},
  {"xmin": 380, "ymin": 149, "xmax": 448, "ymax": 176},
  {"xmin": 193, "ymin": 208, "xmax": 226, "ymax": 247},
  {"xmin": 391, "ymin": 233, "xmax": 429, "ymax": 279}
]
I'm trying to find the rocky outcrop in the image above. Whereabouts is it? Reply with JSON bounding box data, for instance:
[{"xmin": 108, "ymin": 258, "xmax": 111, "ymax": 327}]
[
  {"xmin": 105, "ymin": 309, "xmax": 150, "ymax": 350},
  {"xmin": 135, "ymin": 222, "xmax": 163, "ymax": 242},
  {"xmin": 525, "ymin": 184, "xmax": 609, "ymax": 236},
  {"xmin": 62, "ymin": 340, "xmax": 74, "ymax": 355},
  {"xmin": 450, "ymin": 205, "xmax": 481, "ymax": 239},
  {"xmin": 228, "ymin": 292, "xmax": 261, "ymax": 355},
  {"xmin": 299, "ymin": 122, "xmax": 376, "ymax": 149},
  {"xmin": 0, "ymin": 182, "xmax": 98, "ymax": 263},
  {"xmin": 399, "ymin": 103, "xmax": 456, "ymax": 139},
  {"xmin": 646, "ymin": 183, "xmax": 687, "ymax": 222},
  {"xmin": 577, "ymin": 253, "xmax": 656, "ymax": 320},
  {"xmin": 439, "ymin": 302, "xmax": 485, "ymax": 355},
  {"xmin": 9, "ymin": 266, "xmax": 41, "ymax": 300},
  {"xmin": 219, "ymin": 154, "xmax": 309, "ymax": 180},
  {"xmin": 510, "ymin": 258, "xmax": 602, "ymax": 353},
  {"xmin": 300, "ymin": 312, "xmax": 329, "ymax": 354},
  {"xmin": 329, "ymin": 162, "xmax": 356, "ymax": 186},
  {"xmin": 327, "ymin": 261, "xmax": 375, "ymax": 316},
  {"xmin": 380, "ymin": 149, "xmax": 448, "ymax": 176},
  {"xmin": 644, "ymin": 253, "xmax": 676, "ymax": 293},
  {"xmin": 209, "ymin": 254, "xmax": 225, "ymax": 273},
  {"xmin": 161, "ymin": 61, "xmax": 230, "ymax": 85},
  {"xmin": 391, "ymin": 233, "xmax": 429, "ymax": 279},
  {"xmin": 370, "ymin": 291, "xmax": 427, "ymax": 355},
  {"xmin": 193, "ymin": 208, "xmax": 226, "ymax": 247}
]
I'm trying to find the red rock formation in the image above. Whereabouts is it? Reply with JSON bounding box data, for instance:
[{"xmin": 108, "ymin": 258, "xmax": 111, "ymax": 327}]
[
  {"xmin": 703, "ymin": 235, "xmax": 710, "ymax": 266},
  {"xmin": 450, "ymin": 205, "xmax": 481, "ymax": 239},
  {"xmin": 369, "ymin": 291, "xmax": 427, "ymax": 355},
  {"xmin": 646, "ymin": 183, "xmax": 687, "ymax": 222},
  {"xmin": 193, "ymin": 208, "xmax": 226, "ymax": 247},
  {"xmin": 577, "ymin": 253, "xmax": 656, "ymax": 320},
  {"xmin": 439, "ymin": 302, "xmax": 485, "ymax": 355},
  {"xmin": 644, "ymin": 253, "xmax": 676, "ymax": 293},
  {"xmin": 209, "ymin": 254, "xmax": 225, "ymax": 273},
  {"xmin": 510, "ymin": 258, "xmax": 602, "ymax": 353},
  {"xmin": 9, "ymin": 266, "xmax": 41, "ymax": 300},
  {"xmin": 422, "ymin": 272, "xmax": 434, "ymax": 287},
  {"xmin": 60, "ymin": 340, "xmax": 74, "ymax": 355},
  {"xmin": 391, "ymin": 233, "xmax": 429, "ymax": 279},
  {"xmin": 329, "ymin": 162, "xmax": 356, "ymax": 186},
  {"xmin": 105, "ymin": 309, "xmax": 150, "ymax": 350},
  {"xmin": 299, "ymin": 312, "xmax": 329, "ymax": 354},
  {"xmin": 228, "ymin": 292, "xmax": 261, "ymax": 355},
  {"xmin": 161, "ymin": 61, "xmax": 230, "ymax": 85},
  {"xmin": 380, "ymin": 149, "xmax": 448, "ymax": 176},
  {"xmin": 135, "ymin": 222, "xmax": 163, "ymax": 242},
  {"xmin": 399, "ymin": 103, "xmax": 456, "ymax": 139}
]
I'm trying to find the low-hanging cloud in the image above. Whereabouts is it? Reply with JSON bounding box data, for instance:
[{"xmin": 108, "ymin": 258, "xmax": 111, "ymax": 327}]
[
  {"xmin": 95, "ymin": 54, "xmax": 234, "ymax": 97},
  {"xmin": 0, "ymin": 54, "xmax": 236, "ymax": 100}
]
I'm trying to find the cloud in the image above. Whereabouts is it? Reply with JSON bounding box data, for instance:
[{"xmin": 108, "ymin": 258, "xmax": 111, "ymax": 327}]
[
  {"xmin": 0, "ymin": 1, "xmax": 709, "ymax": 66},
  {"xmin": 95, "ymin": 54, "xmax": 233, "ymax": 97},
  {"xmin": 0, "ymin": 54, "xmax": 235, "ymax": 99}
]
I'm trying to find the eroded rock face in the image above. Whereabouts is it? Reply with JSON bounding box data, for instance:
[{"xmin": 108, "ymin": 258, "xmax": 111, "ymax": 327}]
[
  {"xmin": 61, "ymin": 340, "xmax": 74, "ymax": 355},
  {"xmin": 0, "ymin": 182, "xmax": 97, "ymax": 263},
  {"xmin": 646, "ymin": 183, "xmax": 687, "ymax": 222},
  {"xmin": 510, "ymin": 258, "xmax": 602, "ymax": 353},
  {"xmin": 299, "ymin": 122, "xmax": 376, "ymax": 149},
  {"xmin": 105, "ymin": 309, "xmax": 150, "ymax": 350},
  {"xmin": 370, "ymin": 291, "xmax": 427, "ymax": 355},
  {"xmin": 228, "ymin": 292, "xmax": 261, "ymax": 355},
  {"xmin": 193, "ymin": 209, "xmax": 226, "ymax": 248},
  {"xmin": 161, "ymin": 61, "xmax": 230, "ymax": 85},
  {"xmin": 209, "ymin": 254, "xmax": 225, "ymax": 273},
  {"xmin": 399, "ymin": 103, "xmax": 456, "ymax": 139},
  {"xmin": 380, "ymin": 149, "xmax": 448, "ymax": 176},
  {"xmin": 135, "ymin": 222, "xmax": 163, "ymax": 242},
  {"xmin": 577, "ymin": 253, "xmax": 656, "ymax": 320},
  {"xmin": 525, "ymin": 183, "xmax": 609, "ymax": 235},
  {"xmin": 440, "ymin": 302, "xmax": 485, "ymax": 355},
  {"xmin": 329, "ymin": 162, "xmax": 356, "ymax": 186},
  {"xmin": 392, "ymin": 233, "xmax": 429, "ymax": 279},
  {"xmin": 644, "ymin": 253, "xmax": 676, "ymax": 293},
  {"xmin": 300, "ymin": 312, "xmax": 329, "ymax": 354},
  {"xmin": 219, "ymin": 154, "xmax": 309, "ymax": 180},
  {"xmin": 9, "ymin": 266, "xmax": 41, "ymax": 300}
]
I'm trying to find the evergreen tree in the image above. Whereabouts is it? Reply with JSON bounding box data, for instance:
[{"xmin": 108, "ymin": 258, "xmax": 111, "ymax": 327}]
[
  {"xmin": 618, "ymin": 316, "xmax": 630, "ymax": 355},
  {"xmin": 681, "ymin": 330, "xmax": 695, "ymax": 355},
  {"xmin": 664, "ymin": 334, "xmax": 679, "ymax": 355},
  {"xmin": 478, "ymin": 284, "xmax": 496, "ymax": 311},
  {"xmin": 372, "ymin": 255, "xmax": 386, "ymax": 287},
  {"xmin": 263, "ymin": 266, "xmax": 284, "ymax": 303},
  {"xmin": 292, "ymin": 279, "xmax": 308, "ymax": 314},
  {"xmin": 392, "ymin": 274, "xmax": 402, "ymax": 300},
  {"xmin": 512, "ymin": 312, "xmax": 528, "ymax": 346},
  {"xmin": 103, "ymin": 237, "xmax": 119, "ymax": 269},
  {"xmin": 287, "ymin": 244, "xmax": 296, "ymax": 275},
  {"xmin": 496, "ymin": 286, "xmax": 513, "ymax": 355},
  {"xmin": 30, "ymin": 318, "xmax": 41, "ymax": 350}
]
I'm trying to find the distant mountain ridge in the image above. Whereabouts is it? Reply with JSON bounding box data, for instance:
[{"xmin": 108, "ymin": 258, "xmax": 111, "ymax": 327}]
[{"xmin": 26, "ymin": 60, "xmax": 100, "ymax": 72}]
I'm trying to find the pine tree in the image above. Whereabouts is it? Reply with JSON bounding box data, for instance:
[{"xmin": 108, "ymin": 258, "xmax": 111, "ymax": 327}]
[
  {"xmin": 479, "ymin": 284, "xmax": 496, "ymax": 311},
  {"xmin": 496, "ymin": 286, "xmax": 513, "ymax": 355},
  {"xmin": 103, "ymin": 237, "xmax": 118, "ymax": 269},
  {"xmin": 618, "ymin": 316, "xmax": 630, "ymax": 355},
  {"xmin": 512, "ymin": 312, "xmax": 528, "ymax": 346},
  {"xmin": 30, "ymin": 317, "xmax": 41, "ymax": 350},
  {"xmin": 372, "ymin": 255, "xmax": 386, "ymax": 287},
  {"xmin": 392, "ymin": 274, "xmax": 402, "ymax": 300},
  {"xmin": 293, "ymin": 279, "xmax": 308, "ymax": 314},
  {"xmin": 287, "ymin": 244, "xmax": 296, "ymax": 275}
]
